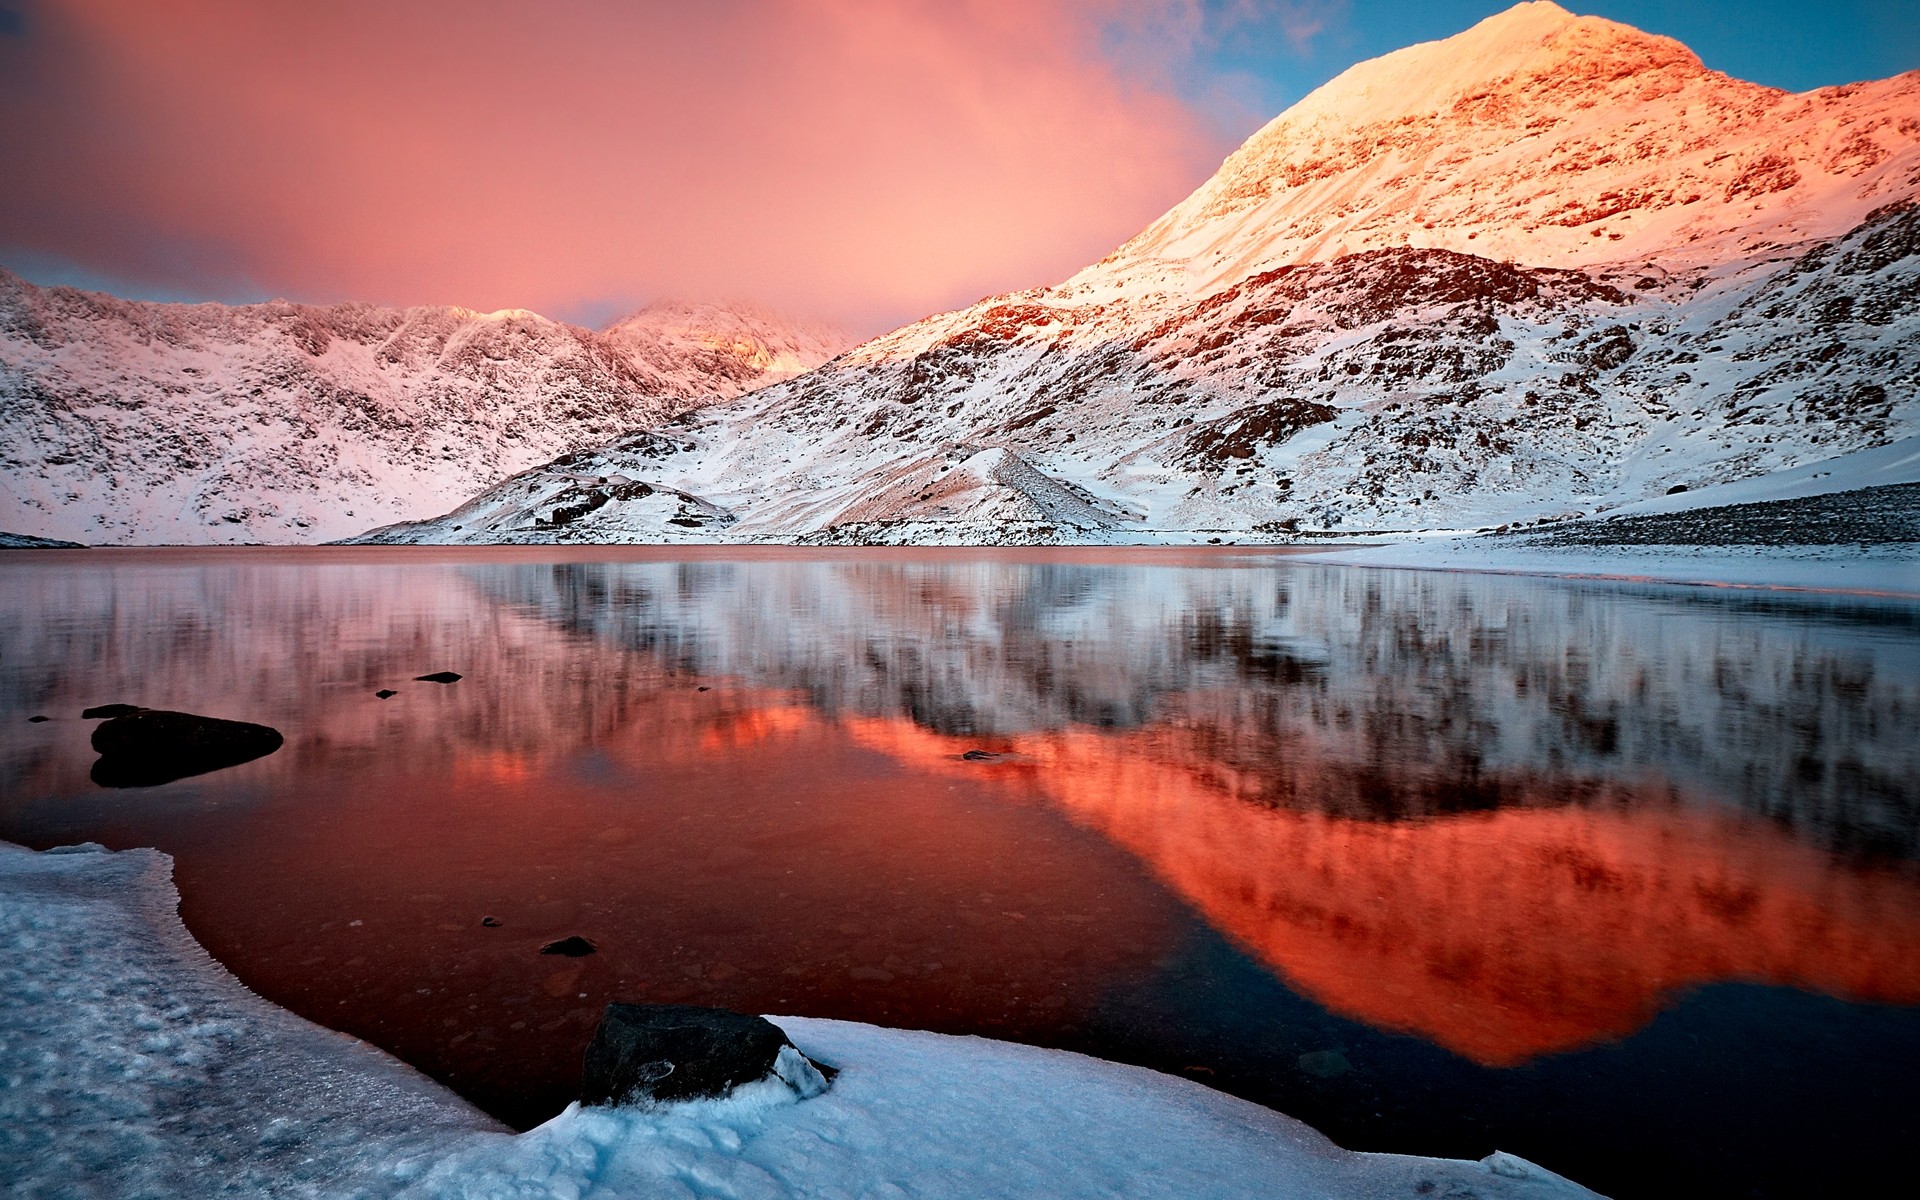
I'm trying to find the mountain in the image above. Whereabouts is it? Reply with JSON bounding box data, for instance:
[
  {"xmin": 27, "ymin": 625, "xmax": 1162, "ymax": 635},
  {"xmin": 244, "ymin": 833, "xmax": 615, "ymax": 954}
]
[
  {"xmin": 1085, "ymin": 0, "xmax": 1918, "ymax": 291},
  {"xmin": 363, "ymin": 2, "xmax": 1919, "ymax": 547},
  {"xmin": 599, "ymin": 300, "xmax": 850, "ymax": 397},
  {"xmin": 0, "ymin": 275, "xmax": 849, "ymax": 544}
]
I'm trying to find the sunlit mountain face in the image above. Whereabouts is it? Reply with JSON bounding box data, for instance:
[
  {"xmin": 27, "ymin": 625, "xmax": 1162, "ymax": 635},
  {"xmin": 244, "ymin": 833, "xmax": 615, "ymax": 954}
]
[
  {"xmin": 2, "ymin": 550, "xmax": 1915, "ymax": 1198},
  {"xmin": 0, "ymin": 277, "xmax": 850, "ymax": 544},
  {"xmin": 356, "ymin": 2, "xmax": 1920, "ymax": 548},
  {"xmin": 6, "ymin": 5, "xmax": 1914, "ymax": 548}
]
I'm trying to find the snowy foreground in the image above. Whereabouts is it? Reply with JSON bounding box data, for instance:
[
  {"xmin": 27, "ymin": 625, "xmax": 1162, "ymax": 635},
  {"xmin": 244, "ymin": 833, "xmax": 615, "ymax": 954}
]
[{"xmin": 0, "ymin": 841, "xmax": 1604, "ymax": 1199}]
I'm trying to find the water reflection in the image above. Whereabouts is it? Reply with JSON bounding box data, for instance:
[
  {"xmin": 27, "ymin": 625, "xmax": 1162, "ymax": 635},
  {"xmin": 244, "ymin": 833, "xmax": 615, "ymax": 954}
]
[
  {"xmin": 839, "ymin": 715, "xmax": 1920, "ymax": 1063},
  {"xmin": 2, "ymin": 549, "xmax": 1917, "ymax": 1198},
  {"xmin": 475, "ymin": 559, "xmax": 1920, "ymax": 849}
]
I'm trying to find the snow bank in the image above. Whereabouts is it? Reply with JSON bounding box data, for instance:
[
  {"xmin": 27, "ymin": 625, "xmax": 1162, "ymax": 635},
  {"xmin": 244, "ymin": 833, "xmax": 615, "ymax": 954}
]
[
  {"xmin": 0, "ymin": 841, "xmax": 497, "ymax": 1199},
  {"xmin": 1295, "ymin": 447, "xmax": 1920, "ymax": 598},
  {"xmin": 2, "ymin": 841, "xmax": 1605, "ymax": 1198},
  {"xmin": 1594, "ymin": 435, "xmax": 1920, "ymax": 520}
]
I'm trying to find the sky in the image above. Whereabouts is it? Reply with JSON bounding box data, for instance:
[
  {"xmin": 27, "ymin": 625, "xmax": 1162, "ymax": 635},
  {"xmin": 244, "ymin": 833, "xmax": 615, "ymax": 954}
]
[{"xmin": 1, "ymin": 0, "xmax": 1914, "ymax": 335}]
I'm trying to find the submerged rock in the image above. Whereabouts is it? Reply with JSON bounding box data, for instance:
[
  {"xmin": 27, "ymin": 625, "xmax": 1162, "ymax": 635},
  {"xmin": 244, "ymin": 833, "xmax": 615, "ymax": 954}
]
[
  {"xmin": 27, "ymin": 715, "xmax": 49, "ymax": 723},
  {"xmin": 90, "ymin": 710, "xmax": 284, "ymax": 788},
  {"xmin": 581, "ymin": 1004, "xmax": 830, "ymax": 1107},
  {"xmin": 374, "ymin": 689, "xmax": 397, "ymax": 699},
  {"xmin": 81, "ymin": 703, "xmax": 144, "ymax": 720},
  {"xmin": 540, "ymin": 935, "xmax": 596, "ymax": 957},
  {"xmin": 1298, "ymin": 1049, "xmax": 1353, "ymax": 1079},
  {"xmin": 414, "ymin": 671, "xmax": 463, "ymax": 684}
]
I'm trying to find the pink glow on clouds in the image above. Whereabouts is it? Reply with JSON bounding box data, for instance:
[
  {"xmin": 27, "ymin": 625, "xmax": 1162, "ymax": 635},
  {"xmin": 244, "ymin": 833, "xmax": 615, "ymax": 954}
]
[{"xmin": 0, "ymin": 0, "xmax": 1289, "ymax": 331}]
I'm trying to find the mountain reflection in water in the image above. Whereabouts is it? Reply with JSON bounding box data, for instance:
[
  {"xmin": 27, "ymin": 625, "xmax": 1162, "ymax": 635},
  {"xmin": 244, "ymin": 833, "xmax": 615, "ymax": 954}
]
[
  {"xmin": 2, "ymin": 549, "xmax": 1917, "ymax": 1199},
  {"xmin": 841, "ymin": 715, "xmax": 1920, "ymax": 1063}
]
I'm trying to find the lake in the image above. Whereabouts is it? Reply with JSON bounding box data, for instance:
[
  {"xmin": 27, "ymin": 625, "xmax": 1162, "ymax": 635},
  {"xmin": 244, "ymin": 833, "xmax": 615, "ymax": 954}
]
[{"xmin": 3, "ymin": 547, "xmax": 1917, "ymax": 1199}]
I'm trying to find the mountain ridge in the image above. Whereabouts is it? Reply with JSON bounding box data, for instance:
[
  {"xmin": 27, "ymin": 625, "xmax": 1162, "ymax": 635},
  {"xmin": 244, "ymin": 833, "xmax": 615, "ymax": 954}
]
[
  {"xmin": 3, "ymin": 3, "xmax": 1914, "ymax": 548},
  {"xmin": 361, "ymin": 3, "xmax": 1918, "ymax": 548},
  {"xmin": 1078, "ymin": 1, "xmax": 1920, "ymax": 301},
  {"xmin": 0, "ymin": 267, "xmax": 849, "ymax": 543}
]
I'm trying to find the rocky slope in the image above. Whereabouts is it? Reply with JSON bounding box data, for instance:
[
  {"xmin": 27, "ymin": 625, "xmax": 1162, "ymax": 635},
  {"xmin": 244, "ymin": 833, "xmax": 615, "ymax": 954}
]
[
  {"xmin": 365, "ymin": 2, "xmax": 1919, "ymax": 547},
  {"xmin": 0, "ymin": 277, "xmax": 847, "ymax": 544}
]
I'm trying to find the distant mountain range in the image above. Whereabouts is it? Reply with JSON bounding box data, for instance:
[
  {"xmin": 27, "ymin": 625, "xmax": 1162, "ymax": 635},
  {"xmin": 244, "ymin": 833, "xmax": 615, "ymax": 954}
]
[
  {"xmin": 3, "ymin": 1, "xmax": 1915, "ymax": 547},
  {"xmin": 0, "ymin": 278, "xmax": 847, "ymax": 543}
]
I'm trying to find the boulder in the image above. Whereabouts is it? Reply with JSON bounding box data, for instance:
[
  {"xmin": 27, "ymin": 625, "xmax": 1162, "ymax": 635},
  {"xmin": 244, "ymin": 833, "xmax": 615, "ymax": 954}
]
[
  {"xmin": 375, "ymin": 689, "xmax": 397, "ymax": 699},
  {"xmin": 27, "ymin": 715, "xmax": 49, "ymax": 723},
  {"xmin": 415, "ymin": 671, "xmax": 462, "ymax": 684},
  {"xmin": 581, "ymin": 1004, "xmax": 829, "ymax": 1107},
  {"xmin": 90, "ymin": 710, "xmax": 284, "ymax": 788},
  {"xmin": 540, "ymin": 935, "xmax": 597, "ymax": 957}
]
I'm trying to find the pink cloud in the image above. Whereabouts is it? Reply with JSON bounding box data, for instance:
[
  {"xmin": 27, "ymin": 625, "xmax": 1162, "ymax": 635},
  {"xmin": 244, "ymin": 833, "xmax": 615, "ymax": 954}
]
[{"xmin": 0, "ymin": 0, "xmax": 1238, "ymax": 332}]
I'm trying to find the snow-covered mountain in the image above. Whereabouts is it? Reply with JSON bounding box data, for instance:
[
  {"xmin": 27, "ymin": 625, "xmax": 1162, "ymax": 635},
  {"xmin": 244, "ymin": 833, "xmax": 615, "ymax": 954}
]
[
  {"xmin": 600, "ymin": 301, "xmax": 850, "ymax": 397},
  {"xmin": 0, "ymin": 276, "xmax": 848, "ymax": 544},
  {"xmin": 364, "ymin": 1, "xmax": 1919, "ymax": 547}
]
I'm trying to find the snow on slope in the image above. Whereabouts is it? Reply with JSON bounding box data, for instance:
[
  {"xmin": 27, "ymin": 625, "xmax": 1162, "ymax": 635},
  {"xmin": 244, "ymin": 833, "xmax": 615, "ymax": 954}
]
[
  {"xmin": 372, "ymin": 2, "xmax": 1919, "ymax": 548},
  {"xmin": 1081, "ymin": 0, "xmax": 1920, "ymax": 297},
  {"xmin": 0, "ymin": 273, "xmax": 849, "ymax": 544},
  {"xmin": 370, "ymin": 203, "xmax": 1920, "ymax": 545},
  {"xmin": 1294, "ymin": 437, "xmax": 1920, "ymax": 596},
  {"xmin": 602, "ymin": 300, "xmax": 851, "ymax": 394},
  {"xmin": 2, "ymin": 840, "xmax": 1601, "ymax": 1199}
]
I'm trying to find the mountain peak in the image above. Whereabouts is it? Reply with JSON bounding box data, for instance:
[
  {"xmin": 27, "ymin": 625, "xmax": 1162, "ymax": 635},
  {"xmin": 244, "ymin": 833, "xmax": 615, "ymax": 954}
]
[
  {"xmin": 1071, "ymin": 2, "xmax": 1916, "ymax": 296},
  {"xmin": 599, "ymin": 299, "xmax": 851, "ymax": 396},
  {"xmin": 1267, "ymin": 2, "xmax": 1700, "ymax": 136}
]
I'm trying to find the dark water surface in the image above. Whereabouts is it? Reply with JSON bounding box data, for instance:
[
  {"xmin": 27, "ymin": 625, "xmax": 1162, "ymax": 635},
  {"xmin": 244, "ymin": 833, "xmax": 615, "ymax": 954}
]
[{"xmin": 3, "ymin": 547, "xmax": 1918, "ymax": 1199}]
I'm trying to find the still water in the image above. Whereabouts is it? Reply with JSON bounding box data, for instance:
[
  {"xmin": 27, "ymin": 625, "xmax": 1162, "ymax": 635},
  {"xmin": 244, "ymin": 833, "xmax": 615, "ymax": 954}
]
[{"xmin": 3, "ymin": 547, "xmax": 1917, "ymax": 1199}]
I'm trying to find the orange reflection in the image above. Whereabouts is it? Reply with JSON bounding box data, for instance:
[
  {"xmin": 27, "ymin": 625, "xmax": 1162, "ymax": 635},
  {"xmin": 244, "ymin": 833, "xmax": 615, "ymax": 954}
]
[
  {"xmin": 451, "ymin": 748, "xmax": 542, "ymax": 787},
  {"xmin": 840, "ymin": 715, "xmax": 1920, "ymax": 1064},
  {"xmin": 697, "ymin": 701, "xmax": 820, "ymax": 753}
]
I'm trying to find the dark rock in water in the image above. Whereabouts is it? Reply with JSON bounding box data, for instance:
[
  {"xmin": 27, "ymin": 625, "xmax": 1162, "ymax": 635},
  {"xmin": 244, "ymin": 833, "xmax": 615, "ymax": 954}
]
[
  {"xmin": 1667, "ymin": 484, "xmax": 1690, "ymax": 495},
  {"xmin": 415, "ymin": 671, "xmax": 463, "ymax": 684},
  {"xmin": 960, "ymin": 749, "xmax": 1003, "ymax": 761},
  {"xmin": 482, "ymin": 916, "xmax": 503, "ymax": 928},
  {"xmin": 27, "ymin": 715, "xmax": 50, "ymax": 723},
  {"xmin": 1298, "ymin": 1049, "xmax": 1353, "ymax": 1079},
  {"xmin": 82, "ymin": 703, "xmax": 144, "ymax": 720},
  {"xmin": 90, "ymin": 710, "xmax": 284, "ymax": 788},
  {"xmin": 375, "ymin": 689, "xmax": 398, "ymax": 699},
  {"xmin": 540, "ymin": 935, "xmax": 597, "ymax": 956},
  {"xmin": 696, "ymin": 686, "xmax": 711, "ymax": 692},
  {"xmin": 582, "ymin": 1004, "xmax": 829, "ymax": 1107}
]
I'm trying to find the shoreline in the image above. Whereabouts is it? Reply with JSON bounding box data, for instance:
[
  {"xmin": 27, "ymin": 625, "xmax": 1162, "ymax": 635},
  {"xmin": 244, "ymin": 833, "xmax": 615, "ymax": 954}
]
[
  {"xmin": 1, "ymin": 839, "xmax": 1603, "ymax": 1198},
  {"xmin": 1291, "ymin": 539, "xmax": 1920, "ymax": 601}
]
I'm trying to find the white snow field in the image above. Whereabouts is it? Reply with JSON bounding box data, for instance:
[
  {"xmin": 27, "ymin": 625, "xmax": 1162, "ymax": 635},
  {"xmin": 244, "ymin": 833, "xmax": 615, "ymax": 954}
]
[
  {"xmin": 0, "ymin": 840, "xmax": 1605, "ymax": 1199},
  {"xmin": 1297, "ymin": 436, "xmax": 1920, "ymax": 596}
]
